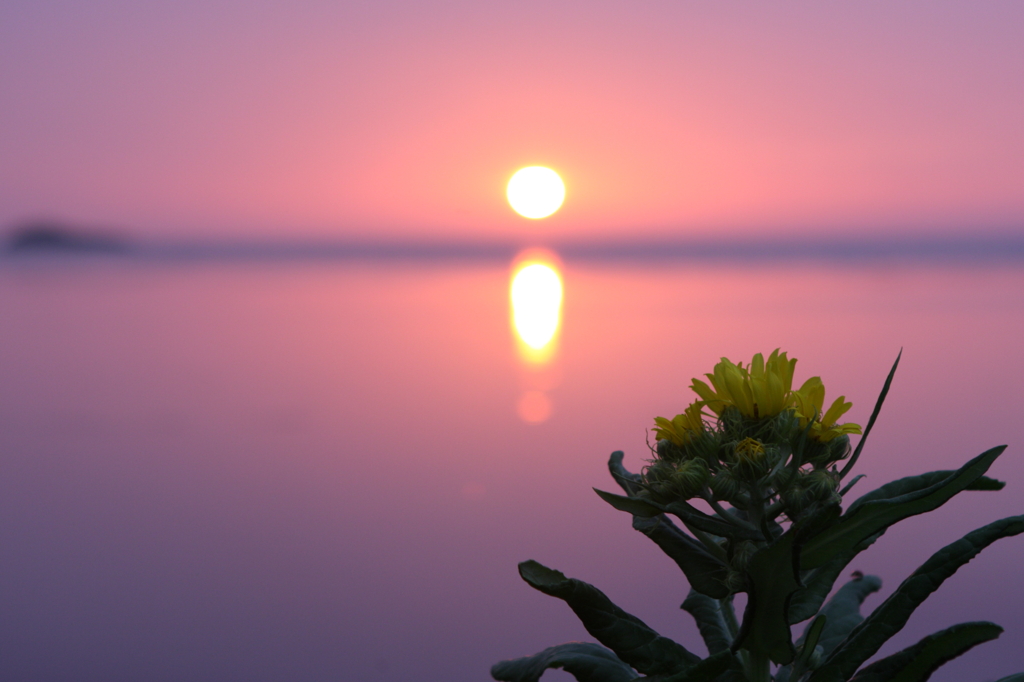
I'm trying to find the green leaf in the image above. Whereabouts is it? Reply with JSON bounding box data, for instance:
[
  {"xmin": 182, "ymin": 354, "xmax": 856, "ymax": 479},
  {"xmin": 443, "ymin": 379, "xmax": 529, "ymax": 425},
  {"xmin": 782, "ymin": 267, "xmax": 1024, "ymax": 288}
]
[
  {"xmin": 647, "ymin": 650, "xmax": 737, "ymax": 682},
  {"xmin": 734, "ymin": 533, "xmax": 799, "ymax": 665},
  {"xmin": 846, "ymin": 472, "xmax": 1005, "ymax": 515},
  {"xmin": 595, "ymin": 488, "xmax": 663, "ymax": 517},
  {"xmin": 847, "ymin": 621, "xmax": 1002, "ymax": 682},
  {"xmin": 634, "ymin": 516, "xmax": 731, "ymax": 599},
  {"xmin": 797, "ymin": 615, "xmax": 827, "ymax": 666},
  {"xmin": 788, "ymin": 532, "xmax": 882, "ymax": 624},
  {"xmin": 681, "ymin": 590, "xmax": 732, "ymax": 655},
  {"xmin": 994, "ymin": 675, "xmax": 1024, "ymax": 682},
  {"xmin": 839, "ymin": 351, "xmax": 900, "ymax": 479},
  {"xmin": 594, "ymin": 489, "xmax": 763, "ymax": 541},
  {"xmin": 801, "ymin": 445, "xmax": 1007, "ymax": 569},
  {"xmin": 808, "ymin": 515, "xmax": 1024, "ymax": 682},
  {"xmin": 812, "ymin": 574, "xmax": 882, "ymax": 656},
  {"xmin": 608, "ymin": 451, "xmax": 644, "ymax": 496},
  {"xmin": 777, "ymin": 615, "xmax": 828, "ymax": 682},
  {"xmin": 491, "ymin": 642, "xmax": 637, "ymax": 682},
  {"xmin": 517, "ymin": 560, "xmax": 702, "ymax": 676},
  {"xmin": 604, "ymin": 454, "xmax": 731, "ymax": 598}
]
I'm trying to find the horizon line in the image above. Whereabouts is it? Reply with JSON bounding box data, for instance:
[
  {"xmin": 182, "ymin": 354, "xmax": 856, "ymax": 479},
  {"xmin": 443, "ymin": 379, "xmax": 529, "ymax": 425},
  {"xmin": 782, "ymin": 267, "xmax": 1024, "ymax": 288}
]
[{"xmin": 3, "ymin": 228, "xmax": 1024, "ymax": 264}]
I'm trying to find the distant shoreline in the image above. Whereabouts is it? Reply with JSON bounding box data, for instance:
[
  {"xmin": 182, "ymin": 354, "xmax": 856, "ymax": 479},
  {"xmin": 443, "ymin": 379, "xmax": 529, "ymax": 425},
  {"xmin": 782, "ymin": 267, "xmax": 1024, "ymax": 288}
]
[{"xmin": 4, "ymin": 223, "xmax": 1024, "ymax": 264}]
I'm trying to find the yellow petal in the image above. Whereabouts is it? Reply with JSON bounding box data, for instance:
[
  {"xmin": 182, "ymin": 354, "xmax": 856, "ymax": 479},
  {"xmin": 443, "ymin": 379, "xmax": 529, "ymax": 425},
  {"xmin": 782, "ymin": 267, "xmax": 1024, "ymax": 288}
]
[
  {"xmin": 821, "ymin": 396, "xmax": 852, "ymax": 426},
  {"xmin": 724, "ymin": 368, "xmax": 755, "ymax": 417},
  {"xmin": 765, "ymin": 371, "xmax": 786, "ymax": 415},
  {"xmin": 690, "ymin": 378, "xmax": 723, "ymax": 415},
  {"xmin": 750, "ymin": 353, "xmax": 765, "ymax": 378}
]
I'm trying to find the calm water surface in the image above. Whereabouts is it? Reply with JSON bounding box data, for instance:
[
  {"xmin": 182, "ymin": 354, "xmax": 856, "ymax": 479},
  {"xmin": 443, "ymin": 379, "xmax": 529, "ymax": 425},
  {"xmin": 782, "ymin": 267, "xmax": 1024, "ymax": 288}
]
[{"xmin": 0, "ymin": 257, "xmax": 1022, "ymax": 682}]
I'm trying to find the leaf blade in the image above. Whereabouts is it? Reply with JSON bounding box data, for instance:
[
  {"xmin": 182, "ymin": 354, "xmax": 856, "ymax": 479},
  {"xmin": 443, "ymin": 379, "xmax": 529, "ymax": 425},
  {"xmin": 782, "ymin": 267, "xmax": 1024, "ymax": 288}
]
[
  {"xmin": 681, "ymin": 590, "xmax": 732, "ymax": 655},
  {"xmin": 801, "ymin": 445, "xmax": 1007, "ymax": 569},
  {"xmin": 594, "ymin": 488, "xmax": 763, "ymax": 541},
  {"xmin": 839, "ymin": 351, "xmax": 900, "ymax": 480},
  {"xmin": 635, "ymin": 516, "xmax": 731, "ymax": 599},
  {"xmin": 808, "ymin": 515, "xmax": 1024, "ymax": 682},
  {"xmin": 847, "ymin": 621, "xmax": 1002, "ymax": 682},
  {"xmin": 491, "ymin": 642, "xmax": 637, "ymax": 682},
  {"xmin": 518, "ymin": 560, "xmax": 702, "ymax": 676},
  {"xmin": 812, "ymin": 574, "xmax": 882, "ymax": 657},
  {"xmin": 788, "ymin": 532, "xmax": 883, "ymax": 624},
  {"xmin": 846, "ymin": 472, "xmax": 1005, "ymax": 516}
]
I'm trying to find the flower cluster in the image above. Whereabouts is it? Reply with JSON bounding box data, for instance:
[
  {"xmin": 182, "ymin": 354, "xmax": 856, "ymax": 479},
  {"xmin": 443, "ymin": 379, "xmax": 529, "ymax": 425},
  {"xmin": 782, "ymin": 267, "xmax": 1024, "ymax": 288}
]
[{"xmin": 644, "ymin": 350, "xmax": 862, "ymax": 520}]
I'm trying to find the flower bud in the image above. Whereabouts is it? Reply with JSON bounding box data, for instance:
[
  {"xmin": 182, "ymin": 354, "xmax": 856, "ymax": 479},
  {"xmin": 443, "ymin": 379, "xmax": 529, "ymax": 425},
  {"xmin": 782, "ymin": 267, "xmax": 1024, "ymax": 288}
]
[
  {"xmin": 671, "ymin": 459, "xmax": 711, "ymax": 499},
  {"xmin": 805, "ymin": 469, "xmax": 838, "ymax": 500},
  {"xmin": 709, "ymin": 467, "xmax": 742, "ymax": 502},
  {"xmin": 730, "ymin": 540, "xmax": 757, "ymax": 571},
  {"xmin": 782, "ymin": 481, "xmax": 812, "ymax": 515},
  {"xmin": 826, "ymin": 434, "xmax": 852, "ymax": 462},
  {"xmin": 734, "ymin": 437, "xmax": 768, "ymax": 478},
  {"xmin": 725, "ymin": 570, "xmax": 746, "ymax": 593}
]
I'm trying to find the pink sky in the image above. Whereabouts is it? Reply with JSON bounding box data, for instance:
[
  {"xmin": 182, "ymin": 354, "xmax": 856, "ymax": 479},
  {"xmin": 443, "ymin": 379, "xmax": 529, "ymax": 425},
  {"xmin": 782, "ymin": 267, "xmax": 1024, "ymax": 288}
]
[{"xmin": 1, "ymin": 1, "xmax": 1022, "ymax": 241}]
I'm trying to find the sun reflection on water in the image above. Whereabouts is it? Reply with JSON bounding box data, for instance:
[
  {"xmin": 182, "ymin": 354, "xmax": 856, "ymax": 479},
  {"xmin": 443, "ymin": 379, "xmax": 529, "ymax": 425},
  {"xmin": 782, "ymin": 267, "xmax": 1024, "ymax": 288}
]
[
  {"xmin": 510, "ymin": 250, "xmax": 563, "ymax": 423},
  {"xmin": 510, "ymin": 252, "xmax": 562, "ymax": 362}
]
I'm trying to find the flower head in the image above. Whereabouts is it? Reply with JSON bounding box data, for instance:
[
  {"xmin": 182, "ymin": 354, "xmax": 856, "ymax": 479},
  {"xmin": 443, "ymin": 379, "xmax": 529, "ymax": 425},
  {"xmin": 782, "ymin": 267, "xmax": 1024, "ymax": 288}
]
[
  {"xmin": 690, "ymin": 349, "xmax": 796, "ymax": 419},
  {"xmin": 792, "ymin": 377, "xmax": 862, "ymax": 442},
  {"xmin": 653, "ymin": 402, "xmax": 705, "ymax": 446}
]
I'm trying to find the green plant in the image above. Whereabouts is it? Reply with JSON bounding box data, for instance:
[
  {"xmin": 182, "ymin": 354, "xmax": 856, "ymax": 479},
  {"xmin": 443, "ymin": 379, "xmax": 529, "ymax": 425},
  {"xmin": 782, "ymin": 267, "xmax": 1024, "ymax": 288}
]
[{"xmin": 491, "ymin": 352, "xmax": 1023, "ymax": 682}]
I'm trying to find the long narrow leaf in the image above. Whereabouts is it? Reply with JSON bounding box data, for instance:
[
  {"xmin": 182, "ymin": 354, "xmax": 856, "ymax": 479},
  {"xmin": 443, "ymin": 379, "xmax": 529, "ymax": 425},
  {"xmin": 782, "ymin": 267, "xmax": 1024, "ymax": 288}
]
[
  {"xmin": 846, "ymin": 472, "xmax": 1005, "ymax": 515},
  {"xmin": 595, "ymin": 489, "xmax": 763, "ymax": 541},
  {"xmin": 517, "ymin": 560, "xmax": 701, "ymax": 676},
  {"xmin": 777, "ymin": 615, "xmax": 828, "ymax": 682},
  {"xmin": 653, "ymin": 650, "xmax": 736, "ymax": 682},
  {"xmin": 491, "ymin": 643, "xmax": 637, "ymax": 682},
  {"xmin": 801, "ymin": 445, "xmax": 1007, "ymax": 569},
  {"xmin": 634, "ymin": 516, "xmax": 730, "ymax": 599},
  {"xmin": 681, "ymin": 590, "xmax": 732, "ymax": 655},
  {"xmin": 847, "ymin": 621, "xmax": 1002, "ymax": 682},
  {"xmin": 797, "ymin": 615, "xmax": 827, "ymax": 664},
  {"xmin": 788, "ymin": 532, "xmax": 883, "ymax": 624},
  {"xmin": 808, "ymin": 515, "xmax": 1024, "ymax": 682},
  {"xmin": 839, "ymin": 351, "xmax": 900, "ymax": 480}
]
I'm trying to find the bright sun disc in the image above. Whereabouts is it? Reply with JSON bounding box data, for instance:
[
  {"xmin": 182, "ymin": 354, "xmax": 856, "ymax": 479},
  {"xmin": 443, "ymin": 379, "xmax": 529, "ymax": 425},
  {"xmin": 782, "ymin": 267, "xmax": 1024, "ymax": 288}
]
[{"xmin": 507, "ymin": 167, "xmax": 565, "ymax": 219}]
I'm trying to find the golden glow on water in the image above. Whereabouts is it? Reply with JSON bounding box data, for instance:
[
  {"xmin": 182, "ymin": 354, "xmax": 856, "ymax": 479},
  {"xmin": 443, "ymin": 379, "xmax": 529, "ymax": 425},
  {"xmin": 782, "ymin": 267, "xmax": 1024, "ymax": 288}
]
[
  {"xmin": 506, "ymin": 167, "xmax": 565, "ymax": 219},
  {"xmin": 510, "ymin": 259, "xmax": 563, "ymax": 361},
  {"xmin": 510, "ymin": 251, "xmax": 564, "ymax": 423}
]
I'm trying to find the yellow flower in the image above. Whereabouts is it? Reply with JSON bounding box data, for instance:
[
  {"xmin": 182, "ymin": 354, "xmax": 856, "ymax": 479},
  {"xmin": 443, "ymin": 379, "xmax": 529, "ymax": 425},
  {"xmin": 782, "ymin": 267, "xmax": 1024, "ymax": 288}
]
[
  {"xmin": 691, "ymin": 350, "xmax": 797, "ymax": 419},
  {"xmin": 792, "ymin": 377, "xmax": 862, "ymax": 442},
  {"xmin": 735, "ymin": 437, "xmax": 766, "ymax": 462},
  {"xmin": 653, "ymin": 402, "xmax": 705, "ymax": 446}
]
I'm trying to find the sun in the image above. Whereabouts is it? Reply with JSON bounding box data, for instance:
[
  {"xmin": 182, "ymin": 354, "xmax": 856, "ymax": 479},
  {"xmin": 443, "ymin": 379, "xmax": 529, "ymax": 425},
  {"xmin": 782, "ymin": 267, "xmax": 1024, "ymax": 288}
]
[{"xmin": 506, "ymin": 167, "xmax": 565, "ymax": 219}]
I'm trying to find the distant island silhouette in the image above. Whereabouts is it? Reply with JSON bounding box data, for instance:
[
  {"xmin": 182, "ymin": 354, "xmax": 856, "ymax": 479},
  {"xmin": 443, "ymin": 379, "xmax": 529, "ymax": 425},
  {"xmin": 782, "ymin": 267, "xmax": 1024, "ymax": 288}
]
[{"xmin": 6, "ymin": 222, "xmax": 130, "ymax": 253}]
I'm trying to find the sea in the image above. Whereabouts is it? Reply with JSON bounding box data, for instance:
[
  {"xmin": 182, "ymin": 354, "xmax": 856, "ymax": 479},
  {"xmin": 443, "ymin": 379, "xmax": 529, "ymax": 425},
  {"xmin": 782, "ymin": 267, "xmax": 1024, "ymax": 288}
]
[{"xmin": 1, "ymin": 242, "xmax": 1022, "ymax": 682}]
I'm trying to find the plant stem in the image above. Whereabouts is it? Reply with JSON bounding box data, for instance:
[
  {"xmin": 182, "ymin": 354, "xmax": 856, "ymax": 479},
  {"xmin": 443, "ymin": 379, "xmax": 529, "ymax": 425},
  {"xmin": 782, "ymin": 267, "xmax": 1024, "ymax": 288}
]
[
  {"xmin": 719, "ymin": 594, "xmax": 740, "ymax": 640},
  {"xmin": 745, "ymin": 651, "xmax": 771, "ymax": 682},
  {"xmin": 686, "ymin": 524, "xmax": 730, "ymax": 564},
  {"xmin": 704, "ymin": 492, "xmax": 757, "ymax": 530}
]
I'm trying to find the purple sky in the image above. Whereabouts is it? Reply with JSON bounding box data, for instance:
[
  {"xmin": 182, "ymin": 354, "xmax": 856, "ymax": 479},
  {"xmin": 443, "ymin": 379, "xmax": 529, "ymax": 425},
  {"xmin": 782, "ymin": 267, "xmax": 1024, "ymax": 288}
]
[{"xmin": 2, "ymin": 1, "xmax": 1023, "ymax": 241}]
